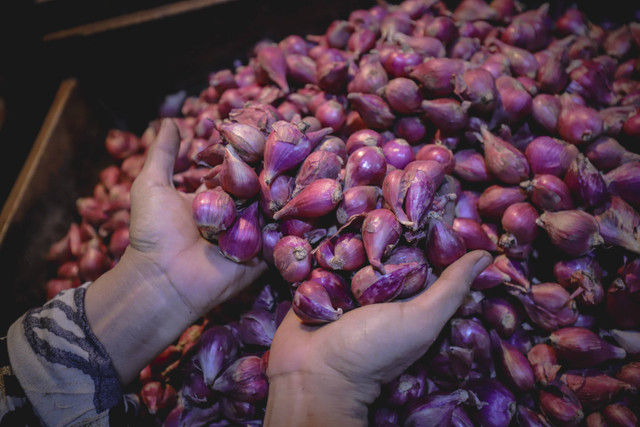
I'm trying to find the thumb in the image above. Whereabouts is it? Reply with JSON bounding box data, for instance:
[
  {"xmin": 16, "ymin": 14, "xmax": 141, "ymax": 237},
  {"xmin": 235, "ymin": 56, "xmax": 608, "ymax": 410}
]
[
  {"xmin": 138, "ymin": 118, "xmax": 181, "ymax": 186},
  {"xmin": 404, "ymin": 250, "xmax": 492, "ymax": 340}
]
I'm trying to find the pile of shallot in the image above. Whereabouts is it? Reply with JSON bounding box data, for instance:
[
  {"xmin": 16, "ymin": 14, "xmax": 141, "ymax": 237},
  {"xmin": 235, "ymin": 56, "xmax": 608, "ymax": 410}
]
[{"xmin": 43, "ymin": 0, "xmax": 640, "ymax": 425}]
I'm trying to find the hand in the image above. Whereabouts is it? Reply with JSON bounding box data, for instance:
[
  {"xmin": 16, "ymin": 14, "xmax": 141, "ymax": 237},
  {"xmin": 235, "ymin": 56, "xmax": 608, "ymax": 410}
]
[
  {"xmin": 127, "ymin": 118, "xmax": 268, "ymax": 313},
  {"xmin": 264, "ymin": 250, "xmax": 492, "ymax": 426},
  {"xmin": 86, "ymin": 118, "xmax": 267, "ymax": 384}
]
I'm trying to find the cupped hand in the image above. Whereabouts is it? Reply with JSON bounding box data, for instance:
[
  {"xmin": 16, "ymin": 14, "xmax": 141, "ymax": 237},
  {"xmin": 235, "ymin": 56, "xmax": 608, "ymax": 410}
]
[
  {"xmin": 127, "ymin": 118, "xmax": 268, "ymax": 314},
  {"xmin": 264, "ymin": 250, "xmax": 492, "ymax": 426}
]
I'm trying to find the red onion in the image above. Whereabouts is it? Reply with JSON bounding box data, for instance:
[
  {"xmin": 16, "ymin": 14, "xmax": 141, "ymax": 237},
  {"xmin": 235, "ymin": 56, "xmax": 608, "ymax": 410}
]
[
  {"xmin": 500, "ymin": 202, "xmax": 539, "ymax": 247},
  {"xmin": 351, "ymin": 262, "xmax": 420, "ymax": 305},
  {"xmin": 421, "ymin": 99, "xmax": 471, "ymax": 133},
  {"xmin": 292, "ymin": 150, "xmax": 342, "ymax": 197},
  {"xmin": 525, "ymin": 136, "xmax": 579, "ymax": 178},
  {"xmin": 464, "ymin": 378, "xmax": 517, "ymax": 427},
  {"xmin": 453, "ymin": 149, "xmax": 492, "ymax": 183},
  {"xmin": 141, "ymin": 381, "xmax": 178, "ymax": 415},
  {"xmin": 262, "ymin": 120, "xmax": 330, "ymax": 185},
  {"xmin": 425, "ymin": 213, "xmax": 466, "ymax": 271},
  {"xmin": 454, "ymin": 68, "xmax": 498, "ymax": 115},
  {"xmin": 192, "ymin": 188, "xmax": 237, "ymax": 240},
  {"xmin": 616, "ymin": 362, "xmax": 640, "ymax": 388},
  {"xmin": 536, "ymin": 210, "xmax": 604, "ymax": 256},
  {"xmin": 557, "ymin": 95, "xmax": 604, "ymax": 145},
  {"xmin": 480, "ymin": 126, "xmax": 530, "ymax": 185},
  {"xmin": 217, "ymin": 122, "xmax": 265, "ymax": 164},
  {"xmin": 403, "ymin": 389, "xmax": 476, "ymax": 426},
  {"xmin": 383, "ymin": 48, "xmax": 423, "ymax": 79},
  {"xmin": 384, "ymin": 77, "xmax": 423, "ymax": 114},
  {"xmin": 347, "ymin": 92, "xmax": 396, "ymax": 130},
  {"xmin": 594, "ymin": 196, "xmax": 640, "ymax": 254},
  {"xmin": 490, "ymin": 329, "xmax": 535, "ymax": 392},
  {"xmin": 273, "ymin": 178, "xmax": 342, "ymax": 220},
  {"xmin": 212, "ymin": 355, "xmax": 268, "ymax": 402},
  {"xmin": 273, "ymin": 235, "xmax": 312, "ymax": 283},
  {"xmin": 528, "ymin": 343, "xmax": 561, "ymax": 386},
  {"xmin": 483, "ymin": 297, "xmax": 519, "ymax": 339},
  {"xmin": 382, "ymin": 138, "xmax": 414, "ymax": 169},
  {"xmin": 393, "ymin": 116, "xmax": 427, "ymax": 145},
  {"xmin": 348, "ymin": 54, "xmax": 388, "ymax": 95},
  {"xmin": 261, "ymin": 223, "xmax": 281, "ymax": 265},
  {"xmin": 308, "ymin": 268, "xmax": 355, "ymax": 312},
  {"xmin": 478, "ymin": 185, "xmax": 528, "ymax": 222},
  {"xmin": 585, "ymin": 136, "xmax": 640, "ymax": 171},
  {"xmin": 314, "ymin": 233, "xmax": 366, "ymax": 271},
  {"xmin": 345, "ymin": 128, "xmax": 383, "ymax": 154},
  {"xmin": 416, "ymin": 143, "xmax": 455, "ymax": 175},
  {"xmin": 521, "ymin": 174, "xmax": 575, "ymax": 212},
  {"xmin": 336, "ymin": 185, "xmax": 381, "ymax": 225},
  {"xmin": 361, "ymin": 208, "xmax": 402, "ymax": 272},
  {"xmin": 550, "ymin": 327, "xmax": 627, "ymax": 369},
  {"xmin": 561, "ymin": 370, "xmax": 637, "ymax": 410},
  {"xmin": 344, "ymin": 146, "xmax": 387, "ymax": 190},
  {"xmin": 538, "ymin": 380, "xmax": 584, "ymax": 427},
  {"xmin": 452, "ymin": 218, "xmax": 497, "ymax": 252},
  {"xmin": 259, "ymin": 171, "xmax": 293, "ymax": 218},
  {"xmin": 315, "ymin": 135, "xmax": 348, "ymax": 163},
  {"xmin": 409, "ymin": 57, "xmax": 469, "ymax": 98},
  {"xmin": 602, "ymin": 403, "xmax": 639, "ymax": 427},
  {"xmin": 219, "ymin": 202, "xmax": 263, "ymax": 262},
  {"xmin": 604, "ymin": 161, "xmax": 640, "ymax": 208},
  {"xmin": 219, "ymin": 145, "xmax": 260, "ymax": 200},
  {"xmin": 471, "ymin": 262, "xmax": 511, "ymax": 291},
  {"xmin": 292, "ymin": 280, "xmax": 343, "ymax": 324},
  {"xmin": 494, "ymin": 75, "xmax": 534, "ymax": 125},
  {"xmin": 564, "ymin": 154, "xmax": 609, "ymax": 208}
]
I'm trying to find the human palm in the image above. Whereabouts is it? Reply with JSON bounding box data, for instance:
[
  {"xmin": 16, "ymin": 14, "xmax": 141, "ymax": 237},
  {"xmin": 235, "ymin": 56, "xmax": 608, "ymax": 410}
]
[
  {"xmin": 127, "ymin": 119, "xmax": 267, "ymax": 314},
  {"xmin": 266, "ymin": 250, "xmax": 492, "ymax": 412}
]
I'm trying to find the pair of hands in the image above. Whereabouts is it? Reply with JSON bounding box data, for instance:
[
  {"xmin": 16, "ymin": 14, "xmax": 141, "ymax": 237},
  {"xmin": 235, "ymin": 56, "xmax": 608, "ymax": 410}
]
[{"xmin": 125, "ymin": 118, "xmax": 491, "ymax": 422}]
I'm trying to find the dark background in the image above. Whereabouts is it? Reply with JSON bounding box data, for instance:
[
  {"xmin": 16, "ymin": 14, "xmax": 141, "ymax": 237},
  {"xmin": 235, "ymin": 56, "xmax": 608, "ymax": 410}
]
[{"xmin": 0, "ymin": 0, "xmax": 637, "ymax": 333}]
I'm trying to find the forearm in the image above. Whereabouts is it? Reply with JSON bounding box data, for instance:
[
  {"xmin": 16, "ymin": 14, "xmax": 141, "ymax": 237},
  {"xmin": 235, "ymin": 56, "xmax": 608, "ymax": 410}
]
[
  {"xmin": 85, "ymin": 246, "xmax": 197, "ymax": 386},
  {"xmin": 264, "ymin": 371, "xmax": 373, "ymax": 427}
]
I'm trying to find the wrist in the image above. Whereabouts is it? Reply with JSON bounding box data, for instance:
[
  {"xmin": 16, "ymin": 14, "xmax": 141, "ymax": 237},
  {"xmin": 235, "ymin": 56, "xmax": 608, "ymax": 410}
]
[
  {"xmin": 85, "ymin": 246, "xmax": 198, "ymax": 385},
  {"xmin": 264, "ymin": 370, "xmax": 376, "ymax": 427}
]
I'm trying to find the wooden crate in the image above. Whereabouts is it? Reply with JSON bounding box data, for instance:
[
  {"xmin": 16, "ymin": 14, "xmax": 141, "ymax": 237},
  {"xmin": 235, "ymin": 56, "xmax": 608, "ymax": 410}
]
[{"xmin": 0, "ymin": 0, "xmax": 374, "ymax": 334}]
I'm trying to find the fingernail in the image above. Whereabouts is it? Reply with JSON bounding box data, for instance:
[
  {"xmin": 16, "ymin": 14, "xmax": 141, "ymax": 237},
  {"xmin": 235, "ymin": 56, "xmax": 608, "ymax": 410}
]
[{"xmin": 471, "ymin": 251, "xmax": 492, "ymax": 276}]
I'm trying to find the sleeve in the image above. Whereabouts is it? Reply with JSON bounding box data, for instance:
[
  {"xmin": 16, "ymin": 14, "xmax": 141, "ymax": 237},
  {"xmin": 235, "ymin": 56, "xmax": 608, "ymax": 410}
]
[{"xmin": 6, "ymin": 283, "xmax": 124, "ymax": 427}]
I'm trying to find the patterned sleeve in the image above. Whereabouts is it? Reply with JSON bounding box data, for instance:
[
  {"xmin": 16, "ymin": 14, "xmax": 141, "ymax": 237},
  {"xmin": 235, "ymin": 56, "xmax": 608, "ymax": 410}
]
[{"xmin": 4, "ymin": 283, "xmax": 125, "ymax": 427}]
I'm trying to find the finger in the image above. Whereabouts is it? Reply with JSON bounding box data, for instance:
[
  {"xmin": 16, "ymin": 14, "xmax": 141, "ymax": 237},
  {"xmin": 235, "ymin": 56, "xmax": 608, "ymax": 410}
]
[
  {"xmin": 139, "ymin": 118, "xmax": 181, "ymax": 186},
  {"xmin": 408, "ymin": 250, "xmax": 492, "ymax": 328}
]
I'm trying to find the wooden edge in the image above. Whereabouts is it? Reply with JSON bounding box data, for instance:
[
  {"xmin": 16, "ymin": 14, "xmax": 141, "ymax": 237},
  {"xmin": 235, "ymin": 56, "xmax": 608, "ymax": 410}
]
[
  {"xmin": 43, "ymin": 0, "xmax": 237, "ymax": 42},
  {"xmin": 0, "ymin": 78, "xmax": 78, "ymax": 245}
]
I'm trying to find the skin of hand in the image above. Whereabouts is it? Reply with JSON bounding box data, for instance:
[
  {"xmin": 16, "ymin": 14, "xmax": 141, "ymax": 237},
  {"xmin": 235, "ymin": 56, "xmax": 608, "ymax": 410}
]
[
  {"xmin": 85, "ymin": 118, "xmax": 267, "ymax": 385},
  {"xmin": 264, "ymin": 250, "xmax": 492, "ymax": 426}
]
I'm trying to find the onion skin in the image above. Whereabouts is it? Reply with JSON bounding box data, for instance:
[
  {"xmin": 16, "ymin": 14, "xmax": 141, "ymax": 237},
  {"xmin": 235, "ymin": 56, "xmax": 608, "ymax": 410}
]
[
  {"xmin": 602, "ymin": 403, "xmax": 639, "ymax": 427},
  {"xmin": 560, "ymin": 370, "xmax": 637, "ymax": 410},
  {"xmin": 594, "ymin": 196, "xmax": 640, "ymax": 254},
  {"xmin": 351, "ymin": 263, "xmax": 420, "ymax": 305}
]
